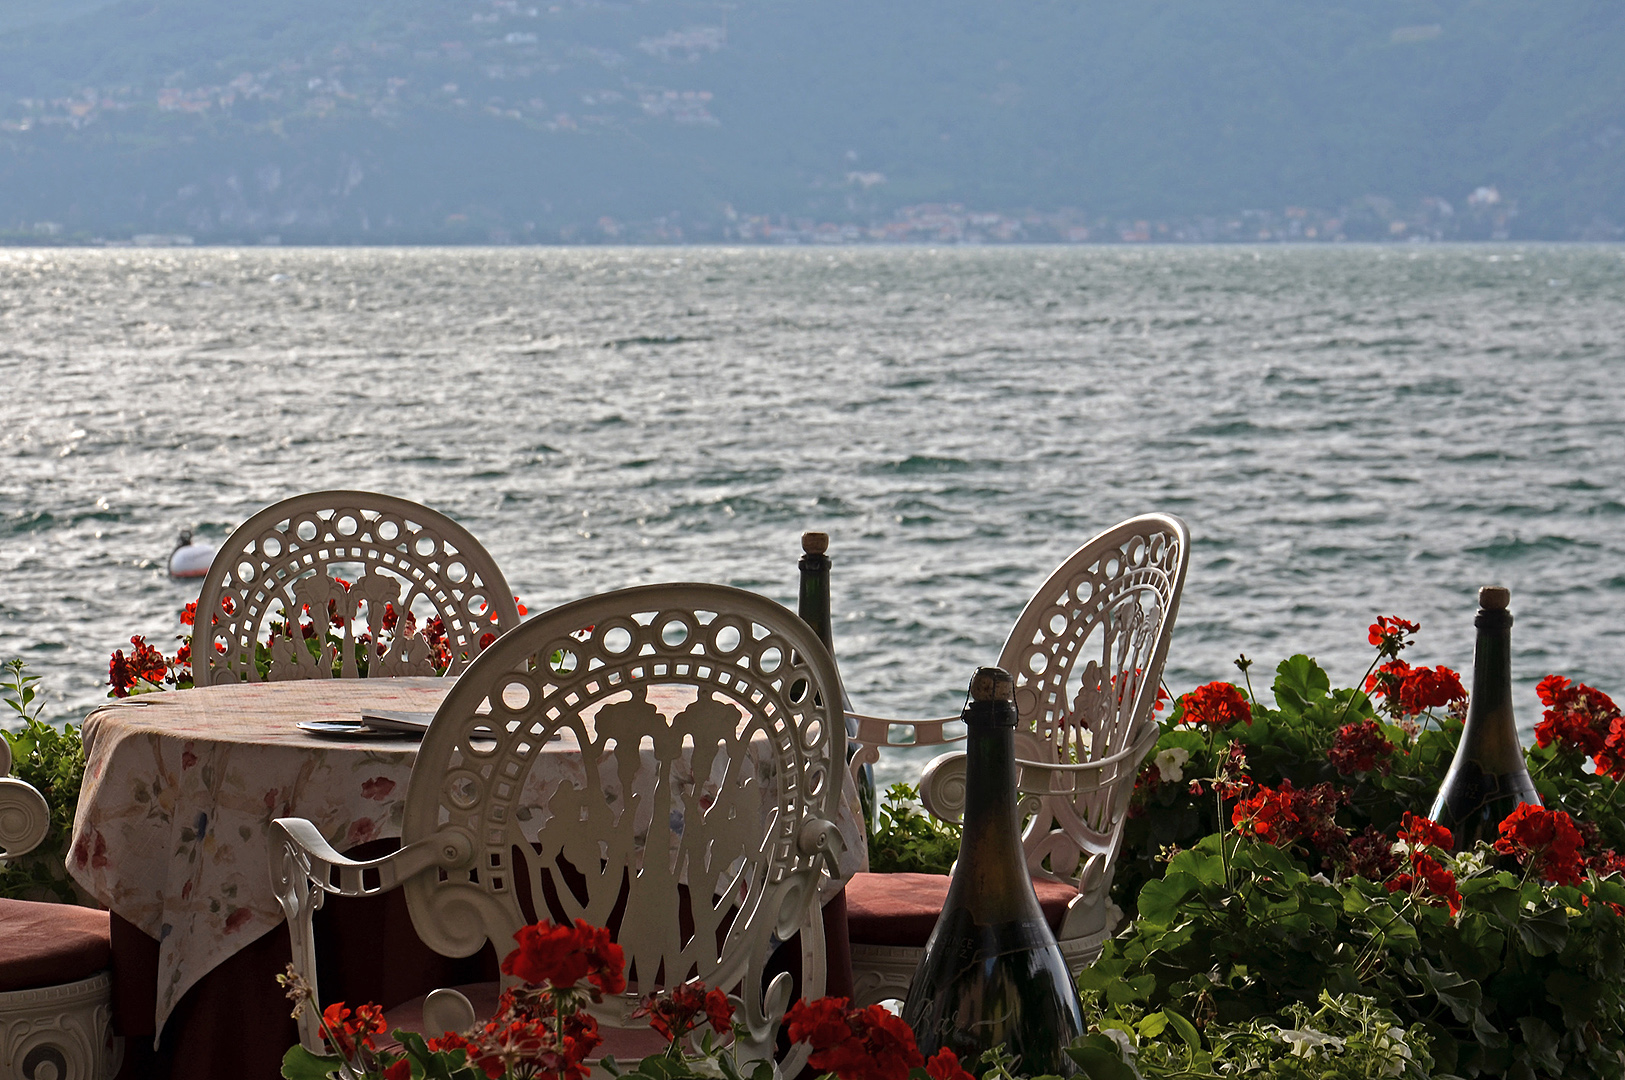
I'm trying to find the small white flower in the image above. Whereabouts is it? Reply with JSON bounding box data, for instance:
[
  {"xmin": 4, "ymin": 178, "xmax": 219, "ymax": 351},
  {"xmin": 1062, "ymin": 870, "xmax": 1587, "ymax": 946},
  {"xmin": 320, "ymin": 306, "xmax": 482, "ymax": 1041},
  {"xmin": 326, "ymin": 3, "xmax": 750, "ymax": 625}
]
[
  {"xmin": 1154, "ymin": 746, "xmax": 1190, "ymax": 783},
  {"xmin": 1278, "ymin": 1026, "xmax": 1345, "ymax": 1058},
  {"xmin": 1100, "ymin": 1027, "xmax": 1138, "ymax": 1059}
]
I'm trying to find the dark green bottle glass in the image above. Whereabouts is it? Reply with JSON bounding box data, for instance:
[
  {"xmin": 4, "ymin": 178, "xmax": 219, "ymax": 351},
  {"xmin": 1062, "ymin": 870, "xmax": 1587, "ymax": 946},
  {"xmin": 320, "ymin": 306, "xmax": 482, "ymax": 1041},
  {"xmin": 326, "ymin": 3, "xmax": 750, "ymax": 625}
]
[
  {"xmin": 901, "ymin": 667, "xmax": 1084, "ymax": 1076},
  {"xmin": 1428, "ymin": 585, "xmax": 1541, "ymax": 850},
  {"xmin": 798, "ymin": 531, "xmax": 875, "ymax": 830}
]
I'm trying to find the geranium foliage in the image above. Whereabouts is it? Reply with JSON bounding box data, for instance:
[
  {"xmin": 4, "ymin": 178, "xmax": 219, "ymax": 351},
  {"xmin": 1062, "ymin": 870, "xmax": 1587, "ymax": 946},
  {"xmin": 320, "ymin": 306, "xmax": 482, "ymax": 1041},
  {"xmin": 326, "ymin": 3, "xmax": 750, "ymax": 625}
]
[{"xmin": 1099, "ymin": 618, "xmax": 1625, "ymax": 1079}]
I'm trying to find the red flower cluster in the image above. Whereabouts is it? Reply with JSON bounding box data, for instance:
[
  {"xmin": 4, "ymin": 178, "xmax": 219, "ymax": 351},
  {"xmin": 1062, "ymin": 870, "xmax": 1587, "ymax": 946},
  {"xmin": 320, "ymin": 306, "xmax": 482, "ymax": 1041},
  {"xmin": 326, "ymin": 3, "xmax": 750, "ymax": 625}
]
[
  {"xmin": 1383, "ymin": 812, "xmax": 1461, "ymax": 914},
  {"xmin": 1364, "ymin": 659, "xmax": 1465, "ymax": 718},
  {"xmin": 319, "ymin": 1001, "xmax": 386, "ymax": 1058},
  {"xmin": 1398, "ymin": 665, "xmax": 1467, "ymax": 714},
  {"xmin": 1495, "ymin": 803, "xmax": 1586, "ymax": 887},
  {"xmin": 1365, "ymin": 613, "xmax": 1417, "ymax": 656},
  {"xmin": 1344, "ymin": 825, "xmax": 1402, "ymax": 881},
  {"xmin": 785, "ymin": 997, "xmax": 926, "ymax": 1080},
  {"xmin": 1534, "ymin": 675, "xmax": 1625, "ymax": 777},
  {"xmin": 1328, "ymin": 720, "xmax": 1394, "ymax": 776},
  {"xmin": 1230, "ymin": 780, "xmax": 1347, "ymax": 853},
  {"xmin": 632, "ymin": 983, "xmax": 735, "ymax": 1044},
  {"xmin": 1368, "ymin": 616, "xmax": 1419, "ymax": 657},
  {"xmin": 502, "ymin": 919, "xmax": 626, "ymax": 996},
  {"xmin": 108, "ymin": 635, "xmax": 169, "ymax": 697},
  {"xmin": 1178, "ymin": 681, "xmax": 1252, "ymax": 728},
  {"xmin": 925, "ymin": 1048, "xmax": 976, "ymax": 1080},
  {"xmin": 431, "ymin": 996, "xmax": 602, "ymax": 1080}
]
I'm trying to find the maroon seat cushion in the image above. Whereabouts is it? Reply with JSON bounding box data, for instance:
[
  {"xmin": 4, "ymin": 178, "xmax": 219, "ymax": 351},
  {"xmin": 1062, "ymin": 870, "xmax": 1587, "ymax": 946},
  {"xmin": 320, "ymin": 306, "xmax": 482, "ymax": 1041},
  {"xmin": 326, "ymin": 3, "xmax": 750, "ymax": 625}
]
[
  {"xmin": 844, "ymin": 872, "xmax": 1078, "ymax": 948},
  {"xmin": 0, "ymin": 897, "xmax": 112, "ymax": 992},
  {"xmin": 383, "ymin": 981, "xmax": 671, "ymax": 1062}
]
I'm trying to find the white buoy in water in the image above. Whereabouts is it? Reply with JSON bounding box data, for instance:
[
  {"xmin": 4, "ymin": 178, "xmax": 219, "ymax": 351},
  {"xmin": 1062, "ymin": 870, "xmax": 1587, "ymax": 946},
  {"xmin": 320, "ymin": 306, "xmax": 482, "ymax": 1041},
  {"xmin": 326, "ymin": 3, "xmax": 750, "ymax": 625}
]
[{"xmin": 168, "ymin": 531, "xmax": 215, "ymax": 579}]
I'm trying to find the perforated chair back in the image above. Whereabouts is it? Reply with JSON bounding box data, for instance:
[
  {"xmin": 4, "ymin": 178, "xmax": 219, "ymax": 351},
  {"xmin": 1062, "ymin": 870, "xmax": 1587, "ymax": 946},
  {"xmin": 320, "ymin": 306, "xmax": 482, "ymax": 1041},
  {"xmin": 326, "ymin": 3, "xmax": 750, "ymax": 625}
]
[
  {"xmin": 400, "ymin": 583, "xmax": 847, "ymax": 1067},
  {"xmin": 994, "ymin": 513, "xmax": 1189, "ymax": 889},
  {"xmin": 194, "ymin": 491, "xmax": 519, "ymax": 684}
]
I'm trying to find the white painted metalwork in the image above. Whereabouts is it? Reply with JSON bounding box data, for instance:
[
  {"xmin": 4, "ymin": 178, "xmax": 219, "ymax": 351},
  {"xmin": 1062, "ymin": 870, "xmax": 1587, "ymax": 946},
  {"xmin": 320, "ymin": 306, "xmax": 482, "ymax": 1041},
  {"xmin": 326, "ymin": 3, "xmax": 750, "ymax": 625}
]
[
  {"xmin": 0, "ymin": 972, "xmax": 119, "ymax": 1080},
  {"xmin": 849, "ymin": 513, "xmax": 1190, "ymax": 1006},
  {"xmin": 272, "ymin": 583, "xmax": 847, "ymax": 1077},
  {"xmin": 194, "ymin": 491, "xmax": 520, "ymax": 685},
  {"xmin": 0, "ymin": 755, "xmax": 119, "ymax": 1079}
]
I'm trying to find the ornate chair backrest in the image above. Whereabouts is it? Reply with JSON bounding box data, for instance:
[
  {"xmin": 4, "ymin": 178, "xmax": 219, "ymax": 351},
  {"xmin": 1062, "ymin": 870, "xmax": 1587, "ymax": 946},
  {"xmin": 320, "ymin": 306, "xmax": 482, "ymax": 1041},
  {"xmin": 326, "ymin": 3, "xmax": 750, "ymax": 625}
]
[
  {"xmin": 399, "ymin": 583, "xmax": 847, "ymax": 1056},
  {"xmin": 194, "ymin": 492, "xmax": 519, "ymax": 685},
  {"xmin": 994, "ymin": 514, "xmax": 1189, "ymax": 886}
]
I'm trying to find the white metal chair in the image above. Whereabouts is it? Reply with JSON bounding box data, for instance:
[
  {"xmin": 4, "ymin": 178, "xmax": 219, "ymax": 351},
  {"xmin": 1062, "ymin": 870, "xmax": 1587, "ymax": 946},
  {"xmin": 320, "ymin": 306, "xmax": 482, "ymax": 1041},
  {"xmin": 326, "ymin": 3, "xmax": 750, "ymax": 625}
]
[
  {"xmin": 193, "ymin": 491, "xmax": 520, "ymax": 684},
  {"xmin": 270, "ymin": 583, "xmax": 848, "ymax": 1076},
  {"xmin": 844, "ymin": 513, "xmax": 1190, "ymax": 1006},
  {"xmin": 0, "ymin": 740, "xmax": 120, "ymax": 1080}
]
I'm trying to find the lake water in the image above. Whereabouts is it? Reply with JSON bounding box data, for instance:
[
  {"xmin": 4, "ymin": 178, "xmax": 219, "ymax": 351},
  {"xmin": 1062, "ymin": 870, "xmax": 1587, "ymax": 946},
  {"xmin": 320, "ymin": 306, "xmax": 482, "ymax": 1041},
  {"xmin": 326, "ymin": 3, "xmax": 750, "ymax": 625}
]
[{"xmin": 2, "ymin": 244, "xmax": 1623, "ymax": 783}]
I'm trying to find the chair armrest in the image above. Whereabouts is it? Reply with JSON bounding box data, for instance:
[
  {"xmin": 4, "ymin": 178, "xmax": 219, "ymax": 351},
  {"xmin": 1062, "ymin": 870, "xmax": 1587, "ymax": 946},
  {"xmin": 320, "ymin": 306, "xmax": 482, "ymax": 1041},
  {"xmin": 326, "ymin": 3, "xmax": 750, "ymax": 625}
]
[
  {"xmin": 845, "ymin": 712, "xmax": 966, "ymax": 794},
  {"xmin": 0, "ymin": 777, "xmax": 50, "ymax": 858},
  {"xmin": 1014, "ymin": 725, "xmax": 1161, "ymax": 796},
  {"xmin": 271, "ymin": 817, "xmax": 475, "ymax": 899},
  {"xmin": 846, "ymin": 712, "xmax": 964, "ymax": 750},
  {"xmin": 270, "ymin": 818, "xmax": 477, "ymax": 1053},
  {"xmin": 916, "ymin": 724, "xmax": 1161, "ymax": 824}
]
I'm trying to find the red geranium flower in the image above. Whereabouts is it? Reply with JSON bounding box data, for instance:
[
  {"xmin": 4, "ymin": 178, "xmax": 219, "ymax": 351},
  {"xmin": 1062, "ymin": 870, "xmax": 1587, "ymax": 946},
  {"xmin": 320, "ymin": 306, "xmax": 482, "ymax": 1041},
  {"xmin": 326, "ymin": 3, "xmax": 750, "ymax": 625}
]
[
  {"xmin": 1535, "ymin": 674, "xmax": 1622, "ymax": 771},
  {"xmin": 1230, "ymin": 779, "xmax": 1348, "ymax": 853},
  {"xmin": 1495, "ymin": 803, "xmax": 1586, "ymax": 887},
  {"xmin": 1328, "ymin": 720, "xmax": 1394, "ymax": 775},
  {"xmin": 1397, "ymin": 665, "xmax": 1466, "ymax": 715},
  {"xmin": 633, "ymin": 983, "xmax": 735, "ymax": 1044},
  {"xmin": 319, "ymin": 1001, "xmax": 386, "ymax": 1058},
  {"xmin": 1178, "ymin": 682, "xmax": 1252, "ymax": 728},
  {"xmin": 1396, "ymin": 811, "xmax": 1452, "ymax": 851},
  {"xmin": 925, "ymin": 1048, "xmax": 975, "ymax": 1080},
  {"xmin": 1368, "ymin": 616, "xmax": 1419, "ymax": 657},
  {"xmin": 501, "ymin": 919, "xmax": 626, "ymax": 996},
  {"xmin": 786, "ymin": 998, "xmax": 924, "ymax": 1080}
]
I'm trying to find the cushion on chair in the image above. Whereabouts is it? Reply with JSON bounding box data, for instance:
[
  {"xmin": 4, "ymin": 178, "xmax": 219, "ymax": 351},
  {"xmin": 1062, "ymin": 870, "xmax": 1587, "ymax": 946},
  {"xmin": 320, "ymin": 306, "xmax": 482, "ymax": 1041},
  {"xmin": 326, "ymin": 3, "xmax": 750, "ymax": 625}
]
[
  {"xmin": 0, "ymin": 897, "xmax": 112, "ymax": 992},
  {"xmin": 383, "ymin": 981, "xmax": 672, "ymax": 1061},
  {"xmin": 844, "ymin": 872, "xmax": 1079, "ymax": 948}
]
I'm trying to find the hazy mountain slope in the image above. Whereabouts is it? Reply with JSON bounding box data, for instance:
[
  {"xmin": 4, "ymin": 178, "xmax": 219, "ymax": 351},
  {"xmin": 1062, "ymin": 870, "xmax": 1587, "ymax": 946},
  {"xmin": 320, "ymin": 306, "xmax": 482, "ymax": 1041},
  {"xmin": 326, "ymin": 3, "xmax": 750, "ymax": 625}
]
[{"xmin": 0, "ymin": 0, "xmax": 1620, "ymax": 241}]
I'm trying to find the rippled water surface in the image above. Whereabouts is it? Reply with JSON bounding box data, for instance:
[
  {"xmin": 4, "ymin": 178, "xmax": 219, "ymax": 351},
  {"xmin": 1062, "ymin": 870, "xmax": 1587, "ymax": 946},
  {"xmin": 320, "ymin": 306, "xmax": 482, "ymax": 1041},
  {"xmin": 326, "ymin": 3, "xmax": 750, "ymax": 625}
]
[{"xmin": 3, "ymin": 245, "xmax": 1623, "ymax": 777}]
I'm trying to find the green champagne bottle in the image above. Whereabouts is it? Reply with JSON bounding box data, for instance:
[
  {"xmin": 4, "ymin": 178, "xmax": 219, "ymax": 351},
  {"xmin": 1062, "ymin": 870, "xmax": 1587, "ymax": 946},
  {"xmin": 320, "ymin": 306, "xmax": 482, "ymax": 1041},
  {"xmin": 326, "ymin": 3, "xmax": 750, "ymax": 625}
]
[
  {"xmin": 1428, "ymin": 585, "xmax": 1541, "ymax": 850},
  {"xmin": 798, "ymin": 531, "xmax": 874, "ymax": 830},
  {"xmin": 901, "ymin": 667, "xmax": 1084, "ymax": 1076}
]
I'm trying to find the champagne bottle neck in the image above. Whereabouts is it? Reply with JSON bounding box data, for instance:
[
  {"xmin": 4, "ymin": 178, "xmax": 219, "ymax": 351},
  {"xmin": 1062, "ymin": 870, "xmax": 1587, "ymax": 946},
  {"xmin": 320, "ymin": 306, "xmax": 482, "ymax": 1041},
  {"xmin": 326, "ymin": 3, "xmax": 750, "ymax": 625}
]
[
  {"xmin": 1459, "ymin": 607, "xmax": 1522, "ymax": 770},
  {"xmin": 958, "ymin": 700, "xmax": 1036, "ymax": 893},
  {"xmin": 797, "ymin": 552, "xmax": 834, "ymax": 653}
]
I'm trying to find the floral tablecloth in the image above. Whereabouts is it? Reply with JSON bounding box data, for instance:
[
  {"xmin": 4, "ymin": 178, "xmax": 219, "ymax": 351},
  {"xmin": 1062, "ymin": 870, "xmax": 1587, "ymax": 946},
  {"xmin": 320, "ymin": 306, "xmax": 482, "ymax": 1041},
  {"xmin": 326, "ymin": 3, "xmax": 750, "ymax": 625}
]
[{"xmin": 67, "ymin": 678, "xmax": 866, "ymax": 1038}]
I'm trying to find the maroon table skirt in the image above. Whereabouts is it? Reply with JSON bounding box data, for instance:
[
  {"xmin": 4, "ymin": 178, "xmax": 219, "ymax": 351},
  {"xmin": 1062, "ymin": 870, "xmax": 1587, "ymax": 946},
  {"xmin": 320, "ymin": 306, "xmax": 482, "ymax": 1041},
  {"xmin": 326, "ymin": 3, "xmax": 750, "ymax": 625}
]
[{"xmin": 110, "ymin": 842, "xmax": 853, "ymax": 1080}]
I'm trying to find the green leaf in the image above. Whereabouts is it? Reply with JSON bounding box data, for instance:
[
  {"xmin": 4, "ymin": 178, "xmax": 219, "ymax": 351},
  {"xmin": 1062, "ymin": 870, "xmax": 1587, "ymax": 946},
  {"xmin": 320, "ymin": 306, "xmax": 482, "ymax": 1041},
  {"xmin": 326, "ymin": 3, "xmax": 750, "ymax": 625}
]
[
  {"xmin": 1271, "ymin": 654, "xmax": 1330, "ymax": 715},
  {"xmin": 1471, "ymin": 1008, "xmax": 1507, "ymax": 1048},
  {"xmin": 1516, "ymin": 905, "xmax": 1569, "ymax": 956},
  {"xmin": 1516, "ymin": 1017, "xmax": 1563, "ymax": 1073},
  {"xmin": 1415, "ymin": 959, "xmax": 1482, "ymax": 1022},
  {"xmin": 280, "ymin": 1045, "xmax": 342, "ymax": 1080},
  {"xmin": 1135, "ymin": 1011, "xmax": 1167, "ymax": 1038},
  {"xmin": 1063, "ymin": 1044, "xmax": 1138, "ymax": 1080},
  {"xmin": 1135, "ymin": 872, "xmax": 1197, "ymax": 924},
  {"xmin": 1162, "ymin": 1009, "xmax": 1201, "ymax": 1048}
]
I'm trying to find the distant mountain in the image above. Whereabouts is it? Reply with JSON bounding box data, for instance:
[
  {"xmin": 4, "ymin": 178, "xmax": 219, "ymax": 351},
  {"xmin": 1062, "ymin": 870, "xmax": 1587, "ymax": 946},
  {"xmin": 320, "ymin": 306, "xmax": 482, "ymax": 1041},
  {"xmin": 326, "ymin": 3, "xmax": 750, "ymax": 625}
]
[{"xmin": 1, "ymin": 0, "xmax": 1621, "ymax": 243}]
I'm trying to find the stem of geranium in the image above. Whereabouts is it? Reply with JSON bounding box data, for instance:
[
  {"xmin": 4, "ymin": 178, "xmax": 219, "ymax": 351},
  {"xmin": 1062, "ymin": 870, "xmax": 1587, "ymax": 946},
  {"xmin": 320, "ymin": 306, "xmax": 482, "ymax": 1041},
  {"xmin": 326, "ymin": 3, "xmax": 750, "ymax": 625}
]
[
  {"xmin": 1333, "ymin": 652, "xmax": 1386, "ymax": 729},
  {"xmin": 1208, "ymin": 728, "xmax": 1234, "ymax": 890}
]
